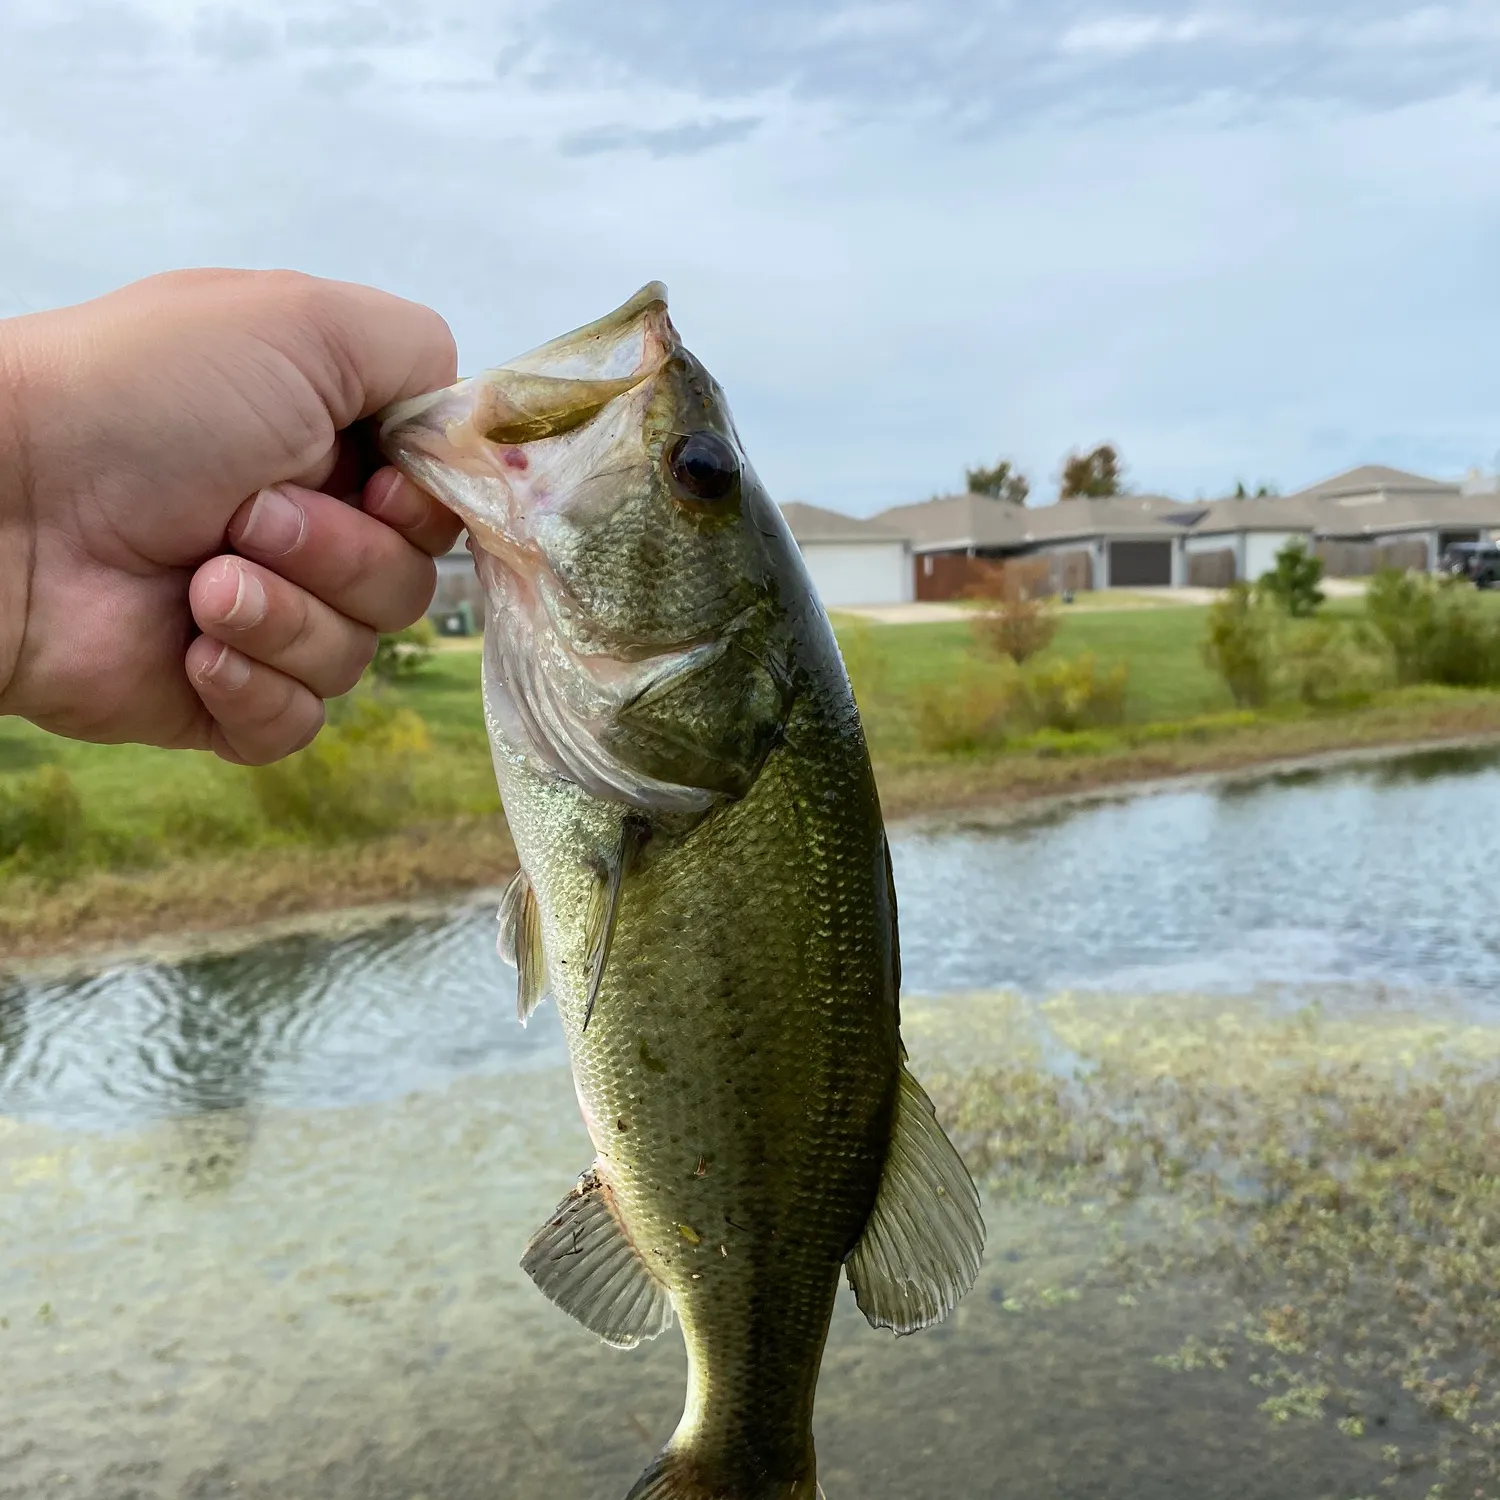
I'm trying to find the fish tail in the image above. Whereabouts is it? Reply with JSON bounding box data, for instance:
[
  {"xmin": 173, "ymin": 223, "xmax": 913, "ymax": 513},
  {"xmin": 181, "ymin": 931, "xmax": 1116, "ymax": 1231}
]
[{"xmin": 624, "ymin": 1443, "xmax": 820, "ymax": 1500}]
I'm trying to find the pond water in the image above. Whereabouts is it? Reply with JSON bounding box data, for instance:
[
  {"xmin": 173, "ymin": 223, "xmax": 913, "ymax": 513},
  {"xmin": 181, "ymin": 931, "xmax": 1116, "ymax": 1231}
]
[{"xmin": 4, "ymin": 745, "xmax": 1500, "ymax": 1499}]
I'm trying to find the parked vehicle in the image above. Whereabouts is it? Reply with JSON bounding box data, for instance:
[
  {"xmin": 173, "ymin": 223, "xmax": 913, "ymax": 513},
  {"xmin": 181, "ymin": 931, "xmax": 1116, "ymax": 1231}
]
[{"xmin": 1440, "ymin": 541, "xmax": 1500, "ymax": 588}]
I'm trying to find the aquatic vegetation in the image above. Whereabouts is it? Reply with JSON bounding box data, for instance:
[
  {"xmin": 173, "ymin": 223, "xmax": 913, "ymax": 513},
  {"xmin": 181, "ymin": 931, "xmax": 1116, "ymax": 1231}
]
[{"xmin": 932, "ymin": 991, "xmax": 1500, "ymax": 1500}]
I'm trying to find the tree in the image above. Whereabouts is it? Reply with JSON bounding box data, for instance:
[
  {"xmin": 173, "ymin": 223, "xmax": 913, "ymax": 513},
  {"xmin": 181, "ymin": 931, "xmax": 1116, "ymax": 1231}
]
[
  {"xmin": 1256, "ymin": 539, "xmax": 1325, "ymax": 619},
  {"xmin": 965, "ymin": 458, "xmax": 1030, "ymax": 504},
  {"xmin": 1059, "ymin": 444, "xmax": 1123, "ymax": 499},
  {"xmin": 1233, "ymin": 480, "xmax": 1279, "ymax": 498}
]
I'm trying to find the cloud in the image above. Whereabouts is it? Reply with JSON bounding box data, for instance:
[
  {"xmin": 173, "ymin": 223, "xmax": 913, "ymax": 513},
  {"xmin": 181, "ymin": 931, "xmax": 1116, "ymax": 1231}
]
[
  {"xmin": 0, "ymin": 0, "xmax": 1496, "ymax": 511},
  {"xmin": 560, "ymin": 116, "xmax": 762, "ymax": 159}
]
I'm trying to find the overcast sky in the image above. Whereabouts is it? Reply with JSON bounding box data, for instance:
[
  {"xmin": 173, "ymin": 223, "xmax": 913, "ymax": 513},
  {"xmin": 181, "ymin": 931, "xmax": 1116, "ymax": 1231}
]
[{"xmin": 4, "ymin": 0, "xmax": 1498, "ymax": 512}]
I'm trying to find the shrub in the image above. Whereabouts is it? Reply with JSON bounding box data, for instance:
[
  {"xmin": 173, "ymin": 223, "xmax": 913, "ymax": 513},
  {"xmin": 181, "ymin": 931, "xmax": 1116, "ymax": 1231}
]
[
  {"xmin": 370, "ymin": 618, "xmax": 438, "ymax": 682},
  {"xmin": 1276, "ymin": 618, "xmax": 1394, "ymax": 708},
  {"xmin": 1365, "ymin": 569, "xmax": 1500, "ymax": 687},
  {"xmin": 967, "ymin": 562, "xmax": 1058, "ymax": 664},
  {"xmin": 972, "ymin": 597, "xmax": 1058, "ymax": 664},
  {"xmin": 1256, "ymin": 539, "xmax": 1325, "ymax": 618},
  {"xmin": 0, "ymin": 765, "xmax": 86, "ymax": 867},
  {"xmin": 1202, "ymin": 584, "xmax": 1281, "ymax": 707},
  {"xmin": 914, "ymin": 659, "xmax": 1023, "ymax": 754},
  {"xmin": 1023, "ymin": 653, "xmax": 1129, "ymax": 732},
  {"xmin": 249, "ymin": 693, "xmax": 433, "ymax": 839}
]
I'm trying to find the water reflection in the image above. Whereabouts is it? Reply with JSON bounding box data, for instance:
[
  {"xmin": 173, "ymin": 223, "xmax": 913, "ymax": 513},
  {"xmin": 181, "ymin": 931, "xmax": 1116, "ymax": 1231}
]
[{"xmin": 5, "ymin": 747, "xmax": 1500, "ymax": 1131}]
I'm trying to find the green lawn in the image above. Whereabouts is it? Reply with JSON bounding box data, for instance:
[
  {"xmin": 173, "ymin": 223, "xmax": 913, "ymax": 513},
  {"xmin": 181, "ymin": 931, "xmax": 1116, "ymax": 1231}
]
[{"xmin": 0, "ymin": 592, "xmax": 1494, "ymax": 908}]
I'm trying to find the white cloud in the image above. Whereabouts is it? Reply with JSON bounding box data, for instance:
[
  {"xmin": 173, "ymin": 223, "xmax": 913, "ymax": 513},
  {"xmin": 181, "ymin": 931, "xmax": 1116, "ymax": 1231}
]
[{"xmin": 0, "ymin": 0, "xmax": 1497, "ymax": 509}]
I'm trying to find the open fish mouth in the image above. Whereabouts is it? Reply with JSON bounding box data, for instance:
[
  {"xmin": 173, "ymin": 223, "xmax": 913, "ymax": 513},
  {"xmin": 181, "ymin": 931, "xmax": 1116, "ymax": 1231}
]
[{"xmin": 376, "ymin": 282, "xmax": 678, "ymax": 560}]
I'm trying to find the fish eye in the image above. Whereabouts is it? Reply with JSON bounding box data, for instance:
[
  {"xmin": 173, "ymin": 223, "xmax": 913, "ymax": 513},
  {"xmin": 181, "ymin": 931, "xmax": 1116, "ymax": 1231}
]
[{"xmin": 667, "ymin": 431, "xmax": 739, "ymax": 506}]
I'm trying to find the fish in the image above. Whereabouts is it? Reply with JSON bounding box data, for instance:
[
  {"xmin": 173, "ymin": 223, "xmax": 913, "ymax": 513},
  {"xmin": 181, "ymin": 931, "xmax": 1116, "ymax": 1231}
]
[{"xmin": 376, "ymin": 284, "xmax": 983, "ymax": 1500}]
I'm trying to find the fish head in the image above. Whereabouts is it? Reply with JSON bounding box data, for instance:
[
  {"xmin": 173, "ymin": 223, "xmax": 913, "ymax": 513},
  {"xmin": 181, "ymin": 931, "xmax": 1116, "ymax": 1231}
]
[{"xmin": 377, "ymin": 284, "xmax": 807, "ymax": 814}]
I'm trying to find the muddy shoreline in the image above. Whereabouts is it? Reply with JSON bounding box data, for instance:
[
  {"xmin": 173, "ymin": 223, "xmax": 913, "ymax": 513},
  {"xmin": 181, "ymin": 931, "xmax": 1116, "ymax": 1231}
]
[{"xmin": 7, "ymin": 728, "xmax": 1498, "ymax": 981}]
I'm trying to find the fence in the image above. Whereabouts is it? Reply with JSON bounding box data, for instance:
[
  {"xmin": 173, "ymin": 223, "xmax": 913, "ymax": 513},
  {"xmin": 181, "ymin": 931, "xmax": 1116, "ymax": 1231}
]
[
  {"xmin": 1186, "ymin": 548, "xmax": 1236, "ymax": 589},
  {"xmin": 1315, "ymin": 538, "xmax": 1430, "ymax": 577},
  {"xmin": 917, "ymin": 549, "xmax": 1093, "ymax": 601}
]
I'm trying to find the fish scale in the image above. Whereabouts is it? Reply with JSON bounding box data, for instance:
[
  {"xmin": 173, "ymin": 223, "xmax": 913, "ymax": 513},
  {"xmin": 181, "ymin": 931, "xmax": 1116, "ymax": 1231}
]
[{"xmin": 379, "ymin": 282, "xmax": 983, "ymax": 1500}]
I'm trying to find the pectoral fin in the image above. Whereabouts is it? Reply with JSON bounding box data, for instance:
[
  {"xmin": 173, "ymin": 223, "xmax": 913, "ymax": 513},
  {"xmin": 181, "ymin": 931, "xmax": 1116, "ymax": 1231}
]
[
  {"xmin": 846, "ymin": 1065, "xmax": 985, "ymax": 1334},
  {"xmin": 581, "ymin": 816, "xmax": 650, "ymax": 1032},
  {"xmin": 522, "ymin": 1167, "xmax": 674, "ymax": 1350},
  {"xmin": 496, "ymin": 869, "xmax": 548, "ymax": 1025}
]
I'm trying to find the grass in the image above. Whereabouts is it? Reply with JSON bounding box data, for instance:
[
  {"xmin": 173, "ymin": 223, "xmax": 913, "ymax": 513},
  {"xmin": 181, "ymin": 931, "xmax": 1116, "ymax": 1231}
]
[
  {"xmin": 6, "ymin": 599, "xmax": 1500, "ymax": 959},
  {"xmin": 926, "ymin": 988, "xmax": 1500, "ymax": 1500}
]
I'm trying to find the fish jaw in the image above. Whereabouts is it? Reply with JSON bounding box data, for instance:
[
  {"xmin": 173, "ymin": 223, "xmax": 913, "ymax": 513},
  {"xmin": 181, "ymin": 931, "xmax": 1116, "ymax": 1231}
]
[{"xmin": 375, "ymin": 281, "xmax": 677, "ymax": 561}]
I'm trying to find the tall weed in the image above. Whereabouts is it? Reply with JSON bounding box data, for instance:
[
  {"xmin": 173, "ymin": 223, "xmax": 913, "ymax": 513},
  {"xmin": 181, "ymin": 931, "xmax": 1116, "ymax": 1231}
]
[
  {"xmin": 1366, "ymin": 570, "xmax": 1500, "ymax": 687},
  {"xmin": 1202, "ymin": 584, "xmax": 1281, "ymax": 708},
  {"xmin": 1023, "ymin": 653, "xmax": 1129, "ymax": 732},
  {"xmin": 250, "ymin": 693, "xmax": 434, "ymax": 840},
  {"xmin": 1276, "ymin": 618, "xmax": 1394, "ymax": 707},
  {"xmin": 0, "ymin": 766, "xmax": 86, "ymax": 868},
  {"xmin": 914, "ymin": 659, "xmax": 1023, "ymax": 753}
]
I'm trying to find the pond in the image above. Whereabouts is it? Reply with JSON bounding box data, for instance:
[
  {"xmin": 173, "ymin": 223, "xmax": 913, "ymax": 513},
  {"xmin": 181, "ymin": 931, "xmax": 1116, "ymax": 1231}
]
[{"xmin": 4, "ymin": 745, "xmax": 1500, "ymax": 1499}]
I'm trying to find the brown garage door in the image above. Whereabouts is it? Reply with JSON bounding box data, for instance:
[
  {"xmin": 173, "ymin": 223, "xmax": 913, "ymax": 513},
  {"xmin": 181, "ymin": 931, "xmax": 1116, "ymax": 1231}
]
[{"xmin": 1109, "ymin": 540, "xmax": 1171, "ymax": 587}]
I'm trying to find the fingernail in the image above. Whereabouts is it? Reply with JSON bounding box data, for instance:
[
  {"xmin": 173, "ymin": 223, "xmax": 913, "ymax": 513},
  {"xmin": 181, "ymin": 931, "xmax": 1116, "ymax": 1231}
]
[
  {"xmin": 218, "ymin": 561, "xmax": 267, "ymax": 629},
  {"xmin": 367, "ymin": 472, "xmax": 426, "ymax": 529},
  {"xmin": 200, "ymin": 643, "xmax": 252, "ymax": 691},
  {"xmin": 237, "ymin": 486, "xmax": 305, "ymax": 555}
]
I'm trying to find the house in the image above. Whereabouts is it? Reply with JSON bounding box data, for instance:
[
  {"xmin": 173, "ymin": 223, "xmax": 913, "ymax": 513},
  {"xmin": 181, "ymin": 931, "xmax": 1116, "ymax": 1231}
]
[
  {"xmin": 875, "ymin": 491, "xmax": 1204, "ymax": 597},
  {"xmin": 873, "ymin": 464, "xmax": 1500, "ymax": 598},
  {"xmin": 1181, "ymin": 493, "xmax": 1323, "ymax": 587},
  {"xmin": 1293, "ymin": 465, "xmax": 1498, "ymax": 575},
  {"xmin": 1185, "ymin": 466, "xmax": 1500, "ymax": 583},
  {"xmin": 779, "ymin": 502, "xmax": 913, "ymax": 607}
]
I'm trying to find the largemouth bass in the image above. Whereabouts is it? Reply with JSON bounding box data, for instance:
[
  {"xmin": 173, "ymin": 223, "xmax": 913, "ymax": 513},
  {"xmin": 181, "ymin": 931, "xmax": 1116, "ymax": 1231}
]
[{"xmin": 377, "ymin": 285, "xmax": 983, "ymax": 1500}]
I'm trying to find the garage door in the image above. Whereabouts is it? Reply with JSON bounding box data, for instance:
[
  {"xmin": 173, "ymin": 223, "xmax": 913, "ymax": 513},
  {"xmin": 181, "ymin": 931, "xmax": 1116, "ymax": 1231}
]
[{"xmin": 1109, "ymin": 540, "xmax": 1171, "ymax": 587}]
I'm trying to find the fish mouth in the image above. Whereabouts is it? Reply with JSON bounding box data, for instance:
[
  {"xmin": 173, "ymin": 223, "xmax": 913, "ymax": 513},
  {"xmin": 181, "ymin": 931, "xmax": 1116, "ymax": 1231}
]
[{"xmin": 375, "ymin": 281, "xmax": 678, "ymax": 558}]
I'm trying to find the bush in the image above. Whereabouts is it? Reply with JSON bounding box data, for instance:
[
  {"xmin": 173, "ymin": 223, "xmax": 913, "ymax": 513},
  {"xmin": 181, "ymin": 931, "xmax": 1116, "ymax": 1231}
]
[
  {"xmin": 1023, "ymin": 653, "xmax": 1129, "ymax": 732},
  {"xmin": 1256, "ymin": 539, "xmax": 1325, "ymax": 618},
  {"xmin": 249, "ymin": 693, "xmax": 433, "ymax": 839},
  {"xmin": 370, "ymin": 618, "xmax": 438, "ymax": 682},
  {"xmin": 1202, "ymin": 584, "xmax": 1281, "ymax": 707},
  {"xmin": 1276, "ymin": 618, "xmax": 1394, "ymax": 708},
  {"xmin": 1365, "ymin": 569, "xmax": 1500, "ymax": 687},
  {"xmin": 972, "ymin": 597, "xmax": 1058, "ymax": 664},
  {"xmin": 0, "ymin": 765, "xmax": 86, "ymax": 868},
  {"xmin": 967, "ymin": 562, "xmax": 1058, "ymax": 663},
  {"xmin": 914, "ymin": 659, "xmax": 1023, "ymax": 754}
]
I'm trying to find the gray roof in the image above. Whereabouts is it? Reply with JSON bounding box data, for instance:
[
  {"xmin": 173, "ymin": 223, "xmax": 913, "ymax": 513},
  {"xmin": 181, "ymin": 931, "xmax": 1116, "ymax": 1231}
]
[
  {"xmin": 797, "ymin": 467, "xmax": 1500, "ymax": 557},
  {"xmin": 875, "ymin": 491, "xmax": 1194, "ymax": 551},
  {"xmin": 1295, "ymin": 464, "xmax": 1456, "ymax": 498},
  {"xmin": 779, "ymin": 501, "xmax": 907, "ymax": 544},
  {"xmin": 1188, "ymin": 493, "xmax": 1324, "ymax": 536}
]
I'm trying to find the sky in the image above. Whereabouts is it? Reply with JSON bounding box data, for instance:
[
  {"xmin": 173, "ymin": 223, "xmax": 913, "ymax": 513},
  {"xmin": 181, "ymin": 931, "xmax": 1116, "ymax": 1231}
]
[{"xmin": 2, "ymin": 0, "xmax": 1498, "ymax": 514}]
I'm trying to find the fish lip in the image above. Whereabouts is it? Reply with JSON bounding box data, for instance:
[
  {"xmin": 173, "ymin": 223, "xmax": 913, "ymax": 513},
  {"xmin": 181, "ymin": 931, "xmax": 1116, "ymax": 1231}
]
[
  {"xmin": 375, "ymin": 282, "xmax": 677, "ymax": 554},
  {"xmin": 376, "ymin": 280, "xmax": 675, "ymax": 447}
]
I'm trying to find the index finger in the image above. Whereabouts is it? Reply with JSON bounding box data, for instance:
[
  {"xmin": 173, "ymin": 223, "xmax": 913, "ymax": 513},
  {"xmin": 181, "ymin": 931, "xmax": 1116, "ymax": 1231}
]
[{"xmin": 277, "ymin": 275, "xmax": 459, "ymax": 428}]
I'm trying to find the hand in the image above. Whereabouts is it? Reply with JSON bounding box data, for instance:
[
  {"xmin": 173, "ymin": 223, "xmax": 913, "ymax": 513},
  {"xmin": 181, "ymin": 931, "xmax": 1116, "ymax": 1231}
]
[{"xmin": 0, "ymin": 269, "xmax": 462, "ymax": 763}]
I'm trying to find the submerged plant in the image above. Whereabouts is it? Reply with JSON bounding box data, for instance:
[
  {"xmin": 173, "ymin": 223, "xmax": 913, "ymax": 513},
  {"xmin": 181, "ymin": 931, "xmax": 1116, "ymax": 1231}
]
[{"xmin": 932, "ymin": 991, "xmax": 1500, "ymax": 1500}]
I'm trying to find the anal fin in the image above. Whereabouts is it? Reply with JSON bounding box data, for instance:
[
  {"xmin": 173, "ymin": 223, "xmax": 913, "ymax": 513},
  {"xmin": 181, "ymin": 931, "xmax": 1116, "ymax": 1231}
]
[
  {"xmin": 497, "ymin": 868, "xmax": 548, "ymax": 1025},
  {"xmin": 522, "ymin": 1166, "xmax": 674, "ymax": 1349},
  {"xmin": 846, "ymin": 1065, "xmax": 984, "ymax": 1335}
]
